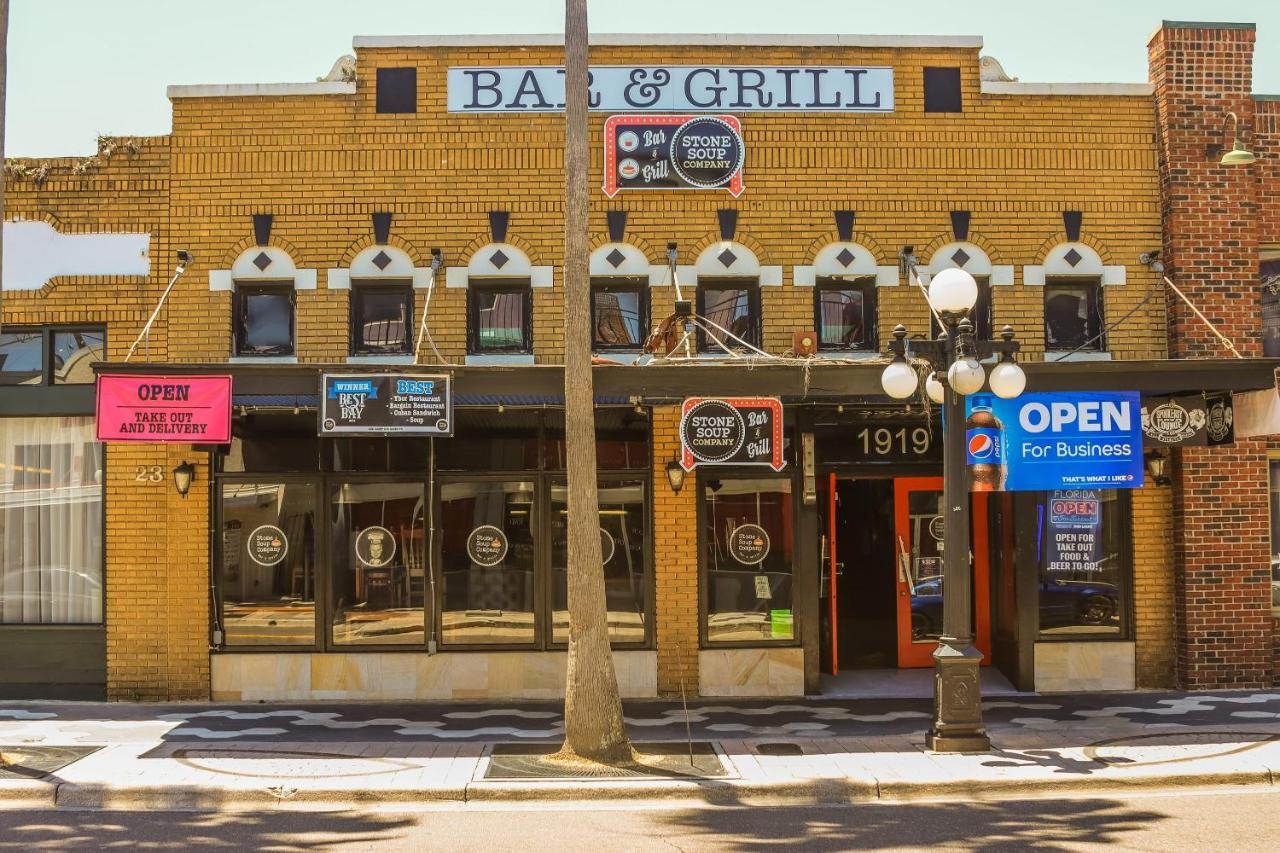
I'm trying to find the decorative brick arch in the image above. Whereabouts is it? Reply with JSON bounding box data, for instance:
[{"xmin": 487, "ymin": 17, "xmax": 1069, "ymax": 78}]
[
  {"xmin": 588, "ymin": 230, "xmax": 660, "ymax": 263},
  {"xmin": 220, "ymin": 234, "xmax": 306, "ymax": 270},
  {"xmin": 802, "ymin": 230, "xmax": 892, "ymax": 266},
  {"xmin": 689, "ymin": 230, "xmax": 771, "ymax": 266},
  {"xmin": 336, "ymin": 233, "xmax": 423, "ymax": 269},
  {"xmin": 918, "ymin": 231, "xmax": 1004, "ymax": 265},
  {"xmin": 1032, "ymin": 231, "xmax": 1113, "ymax": 266},
  {"xmin": 458, "ymin": 232, "xmax": 542, "ymax": 267}
]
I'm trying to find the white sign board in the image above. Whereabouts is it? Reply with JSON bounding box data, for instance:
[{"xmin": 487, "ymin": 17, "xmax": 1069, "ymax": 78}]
[{"xmin": 448, "ymin": 66, "xmax": 894, "ymax": 113}]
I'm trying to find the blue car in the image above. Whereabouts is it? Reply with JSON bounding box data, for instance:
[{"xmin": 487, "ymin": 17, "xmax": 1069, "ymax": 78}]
[{"xmin": 910, "ymin": 575, "xmax": 1120, "ymax": 640}]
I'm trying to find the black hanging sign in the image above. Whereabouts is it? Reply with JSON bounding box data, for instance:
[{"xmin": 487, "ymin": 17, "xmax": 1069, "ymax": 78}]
[
  {"xmin": 603, "ymin": 114, "xmax": 745, "ymax": 198},
  {"xmin": 1140, "ymin": 393, "xmax": 1233, "ymax": 447},
  {"xmin": 680, "ymin": 397, "xmax": 784, "ymax": 471},
  {"xmin": 319, "ymin": 374, "xmax": 453, "ymax": 436}
]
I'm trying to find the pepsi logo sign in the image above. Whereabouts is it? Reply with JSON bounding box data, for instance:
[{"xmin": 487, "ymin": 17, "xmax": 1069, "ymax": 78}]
[{"xmin": 968, "ymin": 433, "xmax": 995, "ymax": 460}]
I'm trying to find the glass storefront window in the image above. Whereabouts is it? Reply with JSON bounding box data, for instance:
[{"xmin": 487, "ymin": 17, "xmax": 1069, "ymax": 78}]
[
  {"xmin": 330, "ymin": 481, "xmax": 427, "ymax": 646},
  {"xmin": 0, "ymin": 417, "xmax": 103, "ymax": 624},
  {"xmin": 551, "ymin": 479, "xmax": 647, "ymax": 644},
  {"xmin": 219, "ymin": 482, "xmax": 316, "ymax": 646},
  {"xmin": 439, "ymin": 480, "xmax": 537, "ymax": 645},
  {"xmin": 1269, "ymin": 461, "xmax": 1280, "ymax": 617},
  {"xmin": 704, "ymin": 477, "xmax": 794, "ymax": 643},
  {"xmin": 1035, "ymin": 489, "xmax": 1127, "ymax": 637}
]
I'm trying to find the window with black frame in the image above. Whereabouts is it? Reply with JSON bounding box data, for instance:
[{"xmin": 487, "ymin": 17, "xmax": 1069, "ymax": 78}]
[
  {"xmin": 351, "ymin": 282, "xmax": 413, "ymax": 355},
  {"xmin": 697, "ymin": 280, "xmax": 760, "ymax": 352},
  {"xmin": 1034, "ymin": 489, "xmax": 1128, "ymax": 637},
  {"xmin": 930, "ymin": 275, "xmax": 992, "ymax": 342},
  {"xmin": 815, "ymin": 277, "xmax": 877, "ymax": 351},
  {"xmin": 1044, "ymin": 278, "xmax": 1104, "ymax": 353},
  {"xmin": 591, "ymin": 278, "xmax": 649, "ymax": 351},
  {"xmin": 1262, "ymin": 255, "xmax": 1280, "ymax": 358},
  {"xmin": 468, "ymin": 281, "xmax": 532, "ymax": 354},
  {"xmin": 1, "ymin": 326, "xmax": 104, "ymax": 386},
  {"xmin": 233, "ymin": 282, "xmax": 295, "ymax": 356},
  {"xmin": 703, "ymin": 477, "xmax": 794, "ymax": 643}
]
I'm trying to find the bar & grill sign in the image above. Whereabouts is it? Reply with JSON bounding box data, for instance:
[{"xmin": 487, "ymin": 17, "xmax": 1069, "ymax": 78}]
[
  {"xmin": 680, "ymin": 397, "xmax": 784, "ymax": 471},
  {"xmin": 604, "ymin": 115, "xmax": 744, "ymax": 197},
  {"xmin": 320, "ymin": 374, "xmax": 453, "ymax": 436}
]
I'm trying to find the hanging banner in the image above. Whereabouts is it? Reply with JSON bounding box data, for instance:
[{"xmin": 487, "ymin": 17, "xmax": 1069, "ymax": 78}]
[
  {"xmin": 96, "ymin": 374, "xmax": 232, "ymax": 443},
  {"xmin": 1140, "ymin": 393, "xmax": 1233, "ymax": 446},
  {"xmin": 319, "ymin": 374, "xmax": 452, "ymax": 436},
  {"xmin": 604, "ymin": 115, "xmax": 745, "ymax": 197},
  {"xmin": 680, "ymin": 397, "xmax": 784, "ymax": 471},
  {"xmin": 964, "ymin": 391, "xmax": 1143, "ymax": 492}
]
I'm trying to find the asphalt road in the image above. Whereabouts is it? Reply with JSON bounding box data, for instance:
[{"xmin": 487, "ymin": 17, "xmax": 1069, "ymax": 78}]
[{"xmin": 1, "ymin": 787, "xmax": 1277, "ymax": 851}]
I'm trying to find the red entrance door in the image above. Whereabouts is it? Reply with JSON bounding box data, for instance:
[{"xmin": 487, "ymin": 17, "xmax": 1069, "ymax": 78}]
[{"xmin": 893, "ymin": 477, "xmax": 991, "ymax": 668}]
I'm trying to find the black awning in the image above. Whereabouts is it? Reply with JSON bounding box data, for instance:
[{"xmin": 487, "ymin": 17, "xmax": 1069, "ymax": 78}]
[{"xmin": 92, "ymin": 358, "xmax": 1280, "ymax": 405}]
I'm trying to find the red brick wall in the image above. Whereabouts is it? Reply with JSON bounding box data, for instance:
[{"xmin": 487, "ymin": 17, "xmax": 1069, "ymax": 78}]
[{"xmin": 1151, "ymin": 22, "xmax": 1275, "ymax": 688}]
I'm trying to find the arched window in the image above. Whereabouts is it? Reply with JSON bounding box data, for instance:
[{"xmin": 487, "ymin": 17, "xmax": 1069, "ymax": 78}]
[
  {"xmin": 225, "ymin": 247, "xmax": 307, "ymax": 358},
  {"xmin": 693, "ymin": 242, "xmax": 769, "ymax": 352},
  {"xmin": 925, "ymin": 242, "xmax": 996, "ymax": 341},
  {"xmin": 807, "ymin": 242, "xmax": 884, "ymax": 353},
  {"xmin": 459, "ymin": 244, "xmax": 538, "ymax": 358},
  {"xmin": 589, "ymin": 243, "xmax": 651, "ymax": 352}
]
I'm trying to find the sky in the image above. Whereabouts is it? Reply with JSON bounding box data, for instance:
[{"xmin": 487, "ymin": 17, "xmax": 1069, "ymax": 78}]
[{"xmin": 7, "ymin": 0, "xmax": 1280, "ymax": 156}]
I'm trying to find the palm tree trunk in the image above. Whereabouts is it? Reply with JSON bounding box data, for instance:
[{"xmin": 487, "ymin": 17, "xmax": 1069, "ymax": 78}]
[{"xmin": 555, "ymin": 0, "xmax": 634, "ymax": 766}]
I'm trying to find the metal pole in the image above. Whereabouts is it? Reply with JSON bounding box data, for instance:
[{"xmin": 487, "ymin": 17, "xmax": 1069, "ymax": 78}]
[{"xmin": 926, "ymin": 326, "xmax": 991, "ymax": 752}]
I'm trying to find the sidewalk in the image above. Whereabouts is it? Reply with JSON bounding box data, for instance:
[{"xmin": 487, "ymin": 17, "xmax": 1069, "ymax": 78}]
[{"xmin": 2, "ymin": 692, "xmax": 1278, "ymax": 810}]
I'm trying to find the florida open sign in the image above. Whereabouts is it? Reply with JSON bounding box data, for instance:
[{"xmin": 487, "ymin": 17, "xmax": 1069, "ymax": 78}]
[
  {"xmin": 604, "ymin": 115, "xmax": 745, "ymax": 197},
  {"xmin": 680, "ymin": 397, "xmax": 784, "ymax": 471}
]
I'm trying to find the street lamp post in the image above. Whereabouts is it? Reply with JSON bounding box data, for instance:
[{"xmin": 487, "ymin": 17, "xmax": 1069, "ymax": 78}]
[{"xmin": 880, "ymin": 267, "xmax": 1026, "ymax": 753}]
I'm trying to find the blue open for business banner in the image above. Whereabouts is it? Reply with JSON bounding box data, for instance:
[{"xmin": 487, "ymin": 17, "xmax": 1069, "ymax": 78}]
[{"xmin": 964, "ymin": 391, "xmax": 1144, "ymax": 491}]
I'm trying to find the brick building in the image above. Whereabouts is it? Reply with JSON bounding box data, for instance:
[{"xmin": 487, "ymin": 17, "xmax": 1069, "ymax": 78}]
[{"xmin": 0, "ymin": 24, "xmax": 1276, "ymax": 701}]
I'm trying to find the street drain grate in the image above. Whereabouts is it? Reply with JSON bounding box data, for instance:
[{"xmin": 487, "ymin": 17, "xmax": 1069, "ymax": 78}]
[
  {"xmin": 0, "ymin": 745, "xmax": 101, "ymax": 780},
  {"xmin": 755, "ymin": 742, "xmax": 804, "ymax": 756},
  {"xmin": 483, "ymin": 741, "xmax": 728, "ymax": 780}
]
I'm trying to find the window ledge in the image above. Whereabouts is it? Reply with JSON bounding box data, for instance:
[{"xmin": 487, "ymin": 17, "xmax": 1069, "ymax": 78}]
[
  {"xmin": 592, "ymin": 351, "xmax": 648, "ymax": 365},
  {"xmin": 465, "ymin": 354, "xmax": 535, "ymax": 366},
  {"xmin": 816, "ymin": 350, "xmax": 880, "ymax": 362},
  {"xmin": 345, "ymin": 354, "xmax": 416, "ymax": 365},
  {"xmin": 229, "ymin": 355, "xmax": 299, "ymax": 364},
  {"xmin": 1043, "ymin": 351, "xmax": 1112, "ymax": 363}
]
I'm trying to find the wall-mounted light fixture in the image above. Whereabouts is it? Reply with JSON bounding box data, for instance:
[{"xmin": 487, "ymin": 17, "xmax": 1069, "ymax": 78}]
[
  {"xmin": 1144, "ymin": 449, "xmax": 1171, "ymax": 487},
  {"xmin": 1207, "ymin": 112, "xmax": 1256, "ymax": 166},
  {"xmin": 173, "ymin": 460, "xmax": 197, "ymax": 498},
  {"xmin": 665, "ymin": 459, "xmax": 686, "ymax": 494}
]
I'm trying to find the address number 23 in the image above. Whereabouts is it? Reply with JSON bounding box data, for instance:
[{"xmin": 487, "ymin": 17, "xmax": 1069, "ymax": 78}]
[{"xmin": 135, "ymin": 465, "xmax": 165, "ymax": 483}]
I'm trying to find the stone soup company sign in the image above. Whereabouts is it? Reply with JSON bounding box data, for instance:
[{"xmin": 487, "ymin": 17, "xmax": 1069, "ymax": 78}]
[
  {"xmin": 604, "ymin": 114, "xmax": 745, "ymax": 197},
  {"xmin": 96, "ymin": 374, "xmax": 232, "ymax": 443},
  {"xmin": 680, "ymin": 397, "xmax": 784, "ymax": 471}
]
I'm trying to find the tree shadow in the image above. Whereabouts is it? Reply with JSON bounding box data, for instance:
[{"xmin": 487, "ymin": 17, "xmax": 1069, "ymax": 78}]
[
  {"xmin": 0, "ymin": 809, "xmax": 416, "ymax": 851},
  {"xmin": 979, "ymin": 747, "xmax": 1133, "ymax": 775},
  {"xmin": 656, "ymin": 796, "xmax": 1167, "ymax": 852}
]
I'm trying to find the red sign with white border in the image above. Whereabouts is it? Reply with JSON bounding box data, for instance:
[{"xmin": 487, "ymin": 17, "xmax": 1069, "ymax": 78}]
[
  {"xmin": 680, "ymin": 397, "xmax": 784, "ymax": 472},
  {"xmin": 604, "ymin": 114, "xmax": 745, "ymax": 198},
  {"xmin": 96, "ymin": 374, "xmax": 233, "ymax": 443}
]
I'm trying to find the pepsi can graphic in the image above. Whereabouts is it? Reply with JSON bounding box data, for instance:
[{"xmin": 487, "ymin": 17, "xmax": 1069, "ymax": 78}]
[{"xmin": 965, "ymin": 393, "xmax": 1006, "ymax": 491}]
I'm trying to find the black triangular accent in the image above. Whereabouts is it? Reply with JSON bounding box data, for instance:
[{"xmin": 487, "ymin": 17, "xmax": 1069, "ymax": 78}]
[
  {"xmin": 1063, "ymin": 210, "xmax": 1083, "ymax": 242},
  {"xmin": 834, "ymin": 210, "xmax": 855, "ymax": 242},
  {"xmin": 252, "ymin": 214, "xmax": 272, "ymax": 247},
  {"xmin": 606, "ymin": 210, "xmax": 627, "ymax": 243},
  {"xmin": 950, "ymin": 210, "xmax": 971, "ymax": 242},
  {"xmin": 717, "ymin": 209, "xmax": 738, "ymax": 241},
  {"xmin": 372, "ymin": 212, "xmax": 392, "ymax": 245},
  {"xmin": 489, "ymin": 210, "xmax": 510, "ymax": 243}
]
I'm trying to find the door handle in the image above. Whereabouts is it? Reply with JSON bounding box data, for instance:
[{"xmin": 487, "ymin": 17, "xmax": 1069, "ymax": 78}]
[{"xmin": 896, "ymin": 535, "xmax": 915, "ymax": 596}]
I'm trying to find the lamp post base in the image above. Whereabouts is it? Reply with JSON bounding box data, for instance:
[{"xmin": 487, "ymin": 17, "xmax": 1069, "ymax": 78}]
[{"xmin": 925, "ymin": 637, "xmax": 991, "ymax": 753}]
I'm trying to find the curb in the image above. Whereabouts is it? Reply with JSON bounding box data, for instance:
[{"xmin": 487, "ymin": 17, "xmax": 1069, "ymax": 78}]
[{"xmin": 3, "ymin": 767, "xmax": 1273, "ymax": 811}]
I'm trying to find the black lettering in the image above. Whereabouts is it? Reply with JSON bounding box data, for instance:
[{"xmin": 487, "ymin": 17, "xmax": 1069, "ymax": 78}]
[
  {"xmin": 684, "ymin": 68, "xmax": 725, "ymax": 109},
  {"xmin": 806, "ymin": 68, "xmax": 843, "ymax": 108},
  {"xmin": 553, "ymin": 69, "xmax": 600, "ymax": 109},
  {"xmin": 463, "ymin": 70, "xmax": 503, "ymax": 109},
  {"xmin": 728, "ymin": 69, "xmax": 773, "ymax": 108},
  {"xmin": 506, "ymin": 69, "xmax": 552, "ymax": 109},
  {"xmin": 844, "ymin": 69, "xmax": 882, "ymax": 108},
  {"xmin": 776, "ymin": 69, "xmax": 801, "ymax": 108},
  {"xmin": 624, "ymin": 68, "xmax": 669, "ymax": 108}
]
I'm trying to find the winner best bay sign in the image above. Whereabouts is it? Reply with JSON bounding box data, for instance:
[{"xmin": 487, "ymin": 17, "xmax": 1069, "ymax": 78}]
[{"xmin": 447, "ymin": 66, "xmax": 894, "ymax": 113}]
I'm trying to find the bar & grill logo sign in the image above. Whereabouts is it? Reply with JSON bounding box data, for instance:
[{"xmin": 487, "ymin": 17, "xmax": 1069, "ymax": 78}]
[
  {"xmin": 680, "ymin": 397, "xmax": 784, "ymax": 471},
  {"xmin": 604, "ymin": 115, "xmax": 745, "ymax": 197}
]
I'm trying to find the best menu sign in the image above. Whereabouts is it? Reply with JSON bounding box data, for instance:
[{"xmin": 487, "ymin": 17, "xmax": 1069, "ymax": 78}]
[
  {"xmin": 604, "ymin": 115, "xmax": 745, "ymax": 197},
  {"xmin": 320, "ymin": 374, "xmax": 453, "ymax": 436},
  {"xmin": 96, "ymin": 374, "xmax": 232, "ymax": 443},
  {"xmin": 680, "ymin": 397, "xmax": 784, "ymax": 471},
  {"xmin": 963, "ymin": 391, "xmax": 1143, "ymax": 491}
]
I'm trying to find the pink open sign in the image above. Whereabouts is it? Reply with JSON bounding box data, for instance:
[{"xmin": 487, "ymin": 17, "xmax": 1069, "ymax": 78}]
[{"xmin": 96, "ymin": 374, "xmax": 233, "ymax": 443}]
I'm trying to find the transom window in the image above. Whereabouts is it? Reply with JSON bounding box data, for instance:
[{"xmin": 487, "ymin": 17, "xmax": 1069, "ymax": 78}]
[
  {"xmin": 1044, "ymin": 278, "xmax": 1104, "ymax": 352},
  {"xmin": 591, "ymin": 278, "xmax": 649, "ymax": 351},
  {"xmin": 815, "ymin": 278, "xmax": 877, "ymax": 350},
  {"xmin": 0, "ymin": 326, "xmax": 104, "ymax": 386},
  {"xmin": 468, "ymin": 281, "xmax": 532, "ymax": 354},
  {"xmin": 697, "ymin": 279, "xmax": 760, "ymax": 352},
  {"xmin": 233, "ymin": 283, "xmax": 295, "ymax": 356},
  {"xmin": 351, "ymin": 281, "xmax": 413, "ymax": 355}
]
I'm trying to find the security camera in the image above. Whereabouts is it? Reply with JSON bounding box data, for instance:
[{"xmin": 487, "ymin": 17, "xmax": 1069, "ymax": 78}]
[{"xmin": 1139, "ymin": 251, "xmax": 1165, "ymax": 273}]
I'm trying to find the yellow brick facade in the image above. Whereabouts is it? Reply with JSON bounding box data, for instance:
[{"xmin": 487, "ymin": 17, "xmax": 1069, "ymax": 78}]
[{"xmin": 2, "ymin": 36, "xmax": 1174, "ymax": 700}]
